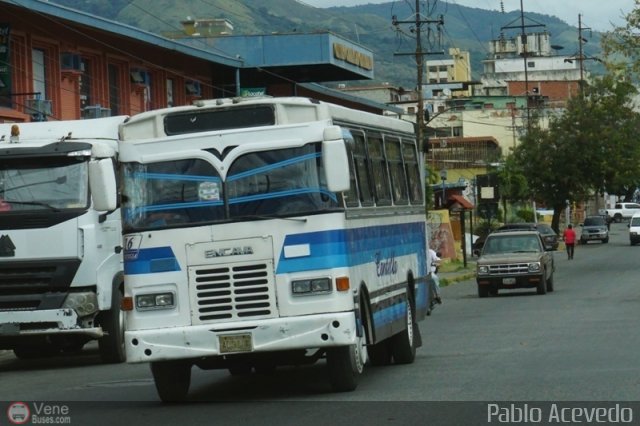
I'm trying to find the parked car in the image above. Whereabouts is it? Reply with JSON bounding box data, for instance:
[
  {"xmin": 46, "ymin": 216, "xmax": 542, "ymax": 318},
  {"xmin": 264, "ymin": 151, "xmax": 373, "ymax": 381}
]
[
  {"xmin": 495, "ymin": 222, "xmax": 559, "ymax": 251},
  {"xmin": 476, "ymin": 230, "xmax": 555, "ymax": 297},
  {"xmin": 579, "ymin": 215, "xmax": 609, "ymax": 244},
  {"xmin": 628, "ymin": 212, "xmax": 640, "ymax": 246}
]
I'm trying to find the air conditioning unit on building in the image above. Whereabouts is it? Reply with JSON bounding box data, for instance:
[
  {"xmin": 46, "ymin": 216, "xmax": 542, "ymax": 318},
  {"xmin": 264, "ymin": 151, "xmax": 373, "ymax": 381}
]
[
  {"xmin": 185, "ymin": 80, "xmax": 201, "ymax": 96},
  {"xmin": 25, "ymin": 99, "xmax": 52, "ymax": 121},
  {"xmin": 83, "ymin": 104, "xmax": 111, "ymax": 119},
  {"xmin": 61, "ymin": 53, "xmax": 82, "ymax": 71}
]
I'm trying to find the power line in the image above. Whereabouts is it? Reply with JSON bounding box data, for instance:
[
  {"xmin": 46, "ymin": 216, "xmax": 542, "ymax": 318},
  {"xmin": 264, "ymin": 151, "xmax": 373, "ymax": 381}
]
[{"xmin": 392, "ymin": 0, "xmax": 445, "ymax": 153}]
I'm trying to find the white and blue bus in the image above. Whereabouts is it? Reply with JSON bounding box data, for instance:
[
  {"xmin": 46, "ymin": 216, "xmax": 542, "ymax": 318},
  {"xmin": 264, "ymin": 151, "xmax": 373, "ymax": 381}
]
[{"xmin": 116, "ymin": 97, "xmax": 436, "ymax": 401}]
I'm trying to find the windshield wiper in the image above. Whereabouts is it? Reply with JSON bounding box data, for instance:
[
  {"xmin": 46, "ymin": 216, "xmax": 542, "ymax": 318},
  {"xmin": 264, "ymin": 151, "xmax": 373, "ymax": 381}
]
[{"xmin": 3, "ymin": 200, "xmax": 61, "ymax": 212}]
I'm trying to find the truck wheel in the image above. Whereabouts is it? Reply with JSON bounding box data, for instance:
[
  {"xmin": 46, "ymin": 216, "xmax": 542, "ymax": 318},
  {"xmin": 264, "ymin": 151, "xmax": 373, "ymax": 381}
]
[
  {"xmin": 478, "ymin": 285, "xmax": 489, "ymax": 298},
  {"xmin": 615, "ymin": 214, "xmax": 622, "ymax": 223},
  {"xmin": 537, "ymin": 275, "xmax": 547, "ymax": 295},
  {"xmin": 151, "ymin": 360, "xmax": 191, "ymax": 402},
  {"xmin": 98, "ymin": 286, "xmax": 125, "ymax": 363},
  {"xmin": 546, "ymin": 273, "xmax": 554, "ymax": 292},
  {"xmin": 390, "ymin": 297, "xmax": 417, "ymax": 364}
]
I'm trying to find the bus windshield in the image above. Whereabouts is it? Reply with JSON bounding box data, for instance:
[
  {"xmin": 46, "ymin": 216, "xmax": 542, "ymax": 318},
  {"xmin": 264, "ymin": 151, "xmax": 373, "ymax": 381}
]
[
  {"xmin": 0, "ymin": 159, "xmax": 89, "ymax": 212},
  {"xmin": 121, "ymin": 144, "xmax": 340, "ymax": 231}
]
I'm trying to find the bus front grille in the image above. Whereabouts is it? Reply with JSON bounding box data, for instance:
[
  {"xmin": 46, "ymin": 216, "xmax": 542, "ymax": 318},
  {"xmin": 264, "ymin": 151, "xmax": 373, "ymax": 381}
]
[{"xmin": 189, "ymin": 261, "xmax": 277, "ymax": 324}]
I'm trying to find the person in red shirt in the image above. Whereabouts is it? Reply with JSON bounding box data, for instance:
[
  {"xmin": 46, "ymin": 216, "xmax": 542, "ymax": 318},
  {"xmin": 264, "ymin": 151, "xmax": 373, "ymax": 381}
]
[{"xmin": 563, "ymin": 224, "xmax": 576, "ymax": 260}]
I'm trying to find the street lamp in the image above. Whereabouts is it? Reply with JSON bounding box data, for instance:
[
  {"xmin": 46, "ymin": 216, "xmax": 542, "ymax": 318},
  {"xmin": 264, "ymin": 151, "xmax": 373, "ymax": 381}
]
[{"xmin": 440, "ymin": 169, "xmax": 447, "ymax": 207}]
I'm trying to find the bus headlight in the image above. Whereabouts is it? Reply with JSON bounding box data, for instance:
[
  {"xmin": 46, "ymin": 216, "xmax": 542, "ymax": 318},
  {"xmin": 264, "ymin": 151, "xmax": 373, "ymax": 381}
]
[
  {"xmin": 292, "ymin": 278, "xmax": 332, "ymax": 295},
  {"xmin": 136, "ymin": 292, "xmax": 175, "ymax": 311},
  {"xmin": 62, "ymin": 292, "xmax": 98, "ymax": 317}
]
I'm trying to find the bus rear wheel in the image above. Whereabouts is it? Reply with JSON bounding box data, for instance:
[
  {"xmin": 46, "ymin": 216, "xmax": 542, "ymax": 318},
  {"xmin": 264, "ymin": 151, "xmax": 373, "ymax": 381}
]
[
  {"xmin": 151, "ymin": 360, "xmax": 192, "ymax": 403},
  {"xmin": 390, "ymin": 297, "xmax": 416, "ymax": 364}
]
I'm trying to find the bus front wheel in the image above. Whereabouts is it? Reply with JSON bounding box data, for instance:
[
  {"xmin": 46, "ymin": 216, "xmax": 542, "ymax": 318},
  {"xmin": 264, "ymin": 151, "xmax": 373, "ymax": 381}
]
[
  {"xmin": 151, "ymin": 360, "xmax": 192, "ymax": 403},
  {"xmin": 98, "ymin": 285, "xmax": 126, "ymax": 364},
  {"xmin": 326, "ymin": 309, "xmax": 368, "ymax": 391}
]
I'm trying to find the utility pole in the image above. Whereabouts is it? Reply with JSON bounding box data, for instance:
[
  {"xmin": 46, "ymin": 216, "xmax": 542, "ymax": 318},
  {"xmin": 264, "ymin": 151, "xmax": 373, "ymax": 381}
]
[
  {"xmin": 500, "ymin": 0, "xmax": 544, "ymax": 131},
  {"xmin": 577, "ymin": 14, "xmax": 591, "ymax": 95},
  {"xmin": 392, "ymin": 0, "xmax": 444, "ymax": 153}
]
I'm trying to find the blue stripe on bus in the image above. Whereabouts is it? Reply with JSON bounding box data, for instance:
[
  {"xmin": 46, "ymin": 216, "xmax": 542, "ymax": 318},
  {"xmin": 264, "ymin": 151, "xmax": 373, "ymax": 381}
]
[
  {"xmin": 124, "ymin": 246, "xmax": 181, "ymax": 274},
  {"xmin": 373, "ymin": 300, "xmax": 407, "ymax": 326},
  {"xmin": 276, "ymin": 222, "xmax": 427, "ymax": 275},
  {"xmin": 124, "ymin": 222, "xmax": 427, "ymax": 278}
]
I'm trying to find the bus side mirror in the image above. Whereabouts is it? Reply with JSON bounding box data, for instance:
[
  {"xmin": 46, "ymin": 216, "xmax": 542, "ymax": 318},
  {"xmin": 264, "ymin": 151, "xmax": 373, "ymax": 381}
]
[
  {"xmin": 322, "ymin": 128, "xmax": 350, "ymax": 193},
  {"xmin": 89, "ymin": 158, "xmax": 117, "ymax": 211}
]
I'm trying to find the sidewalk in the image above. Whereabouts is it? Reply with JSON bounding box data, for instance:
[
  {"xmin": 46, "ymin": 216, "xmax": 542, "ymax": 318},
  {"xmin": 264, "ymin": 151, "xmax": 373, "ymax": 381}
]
[{"xmin": 438, "ymin": 259, "xmax": 477, "ymax": 286}]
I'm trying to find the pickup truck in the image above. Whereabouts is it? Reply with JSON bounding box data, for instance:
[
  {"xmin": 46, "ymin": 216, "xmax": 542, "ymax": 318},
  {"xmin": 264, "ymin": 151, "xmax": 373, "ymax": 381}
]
[
  {"xmin": 476, "ymin": 230, "xmax": 555, "ymax": 297},
  {"xmin": 604, "ymin": 202, "xmax": 640, "ymax": 223}
]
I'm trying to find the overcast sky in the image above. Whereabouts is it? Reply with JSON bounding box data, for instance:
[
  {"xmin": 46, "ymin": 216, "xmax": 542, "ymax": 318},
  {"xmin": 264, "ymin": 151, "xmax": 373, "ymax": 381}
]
[{"xmin": 300, "ymin": 0, "xmax": 636, "ymax": 32}]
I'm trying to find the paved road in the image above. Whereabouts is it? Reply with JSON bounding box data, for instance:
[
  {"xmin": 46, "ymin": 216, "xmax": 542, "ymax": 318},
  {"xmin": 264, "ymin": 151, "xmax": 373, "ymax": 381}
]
[{"xmin": 1, "ymin": 223, "xmax": 638, "ymax": 425}]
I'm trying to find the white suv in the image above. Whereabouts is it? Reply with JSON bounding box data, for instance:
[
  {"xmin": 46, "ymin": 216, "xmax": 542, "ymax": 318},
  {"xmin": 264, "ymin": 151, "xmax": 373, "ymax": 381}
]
[{"xmin": 629, "ymin": 213, "xmax": 640, "ymax": 246}]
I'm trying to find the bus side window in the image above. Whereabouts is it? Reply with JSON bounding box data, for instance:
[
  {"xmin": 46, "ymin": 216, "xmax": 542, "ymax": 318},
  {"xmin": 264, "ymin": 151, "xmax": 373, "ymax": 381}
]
[
  {"xmin": 352, "ymin": 132, "xmax": 374, "ymax": 206},
  {"xmin": 403, "ymin": 142, "xmax": 423, "ymax": 204},
  {"xmin": 367, "ymin": 134, "xmax": 392, "ymax": 206},
  {"xmin": 385, "ymin": 137, "xmax": 409, "ymax": 205}
]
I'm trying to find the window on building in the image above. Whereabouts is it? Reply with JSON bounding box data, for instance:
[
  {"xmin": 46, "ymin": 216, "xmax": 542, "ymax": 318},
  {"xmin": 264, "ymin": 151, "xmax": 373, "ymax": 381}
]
[
  {"xmin": 428, "ymin": 66, "xmax": 438, "ymax": 72},
  {"xmin": 79, "ymin": 57, "xmax": 93, "ymax": 111},
  {"xmin": 108, "ymin": 64, "xmax": 121, "ymax": 117},
  {"xmin": 167, "ymin": 78, "xmax": 175, "ymax": 107},
  {"xmin": 452, "ymin": 126, "xmax": 462, "ymax": 137},
  {"xmin": 31, "ymin": 48, "xmax": 47, "ymax": 101},
  {"xmin": 528, "ymin": 61, "xmax": 535, "ymax": 68}
]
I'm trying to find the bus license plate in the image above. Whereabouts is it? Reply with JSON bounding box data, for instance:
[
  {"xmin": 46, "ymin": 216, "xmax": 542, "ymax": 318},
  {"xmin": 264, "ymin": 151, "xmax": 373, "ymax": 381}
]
[
  {"xmin": 503, "ymin": 278, "xmax": 516, "ymax": 285},
  {"xmin": 219, "ymin": 334, "xmax": 252, "ymax": 353}
]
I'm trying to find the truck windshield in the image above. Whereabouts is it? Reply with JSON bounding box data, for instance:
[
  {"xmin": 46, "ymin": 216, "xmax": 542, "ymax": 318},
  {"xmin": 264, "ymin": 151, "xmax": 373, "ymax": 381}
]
[
  {"xmin": 121, "ymin": 144, "xmax": 340, "ymax": 231},
  {"xmin": 0, "ymin": 159, "xmax": 89, "ymax": 212}
]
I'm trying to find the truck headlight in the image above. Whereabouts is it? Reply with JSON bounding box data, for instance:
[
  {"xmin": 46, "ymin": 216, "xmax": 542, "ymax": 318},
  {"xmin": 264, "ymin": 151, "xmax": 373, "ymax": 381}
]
[
  {"xmin": 292, "ymin": 278, "xmax": 332, "ymax": 295},
  {"xmin": 528, "ymin": 262, "xmax": 541, "ymax": 272},
  {"xmin": 62, "ymin": 292, "xmax": 99, "ymax": 317},
  {"xmin": 136, "ymin": 292, "xmax": 175, "ymax": 311},
  {"xmin": 478, "ymin": 265, "xmax": 489, "ymax": 274}
]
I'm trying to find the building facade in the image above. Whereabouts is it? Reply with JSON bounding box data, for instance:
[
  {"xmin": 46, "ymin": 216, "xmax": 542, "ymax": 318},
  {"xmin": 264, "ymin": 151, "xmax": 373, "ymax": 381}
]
[{"xmin": 0, "ymin": 0, "xmax": 386, "ymax": 124}]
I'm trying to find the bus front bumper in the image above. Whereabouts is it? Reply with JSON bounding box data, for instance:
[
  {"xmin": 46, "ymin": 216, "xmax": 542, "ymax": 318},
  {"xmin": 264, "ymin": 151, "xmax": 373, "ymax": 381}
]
[{"xmin": 125, "ymin": 311, "xmax": 357, "ymax": 363}]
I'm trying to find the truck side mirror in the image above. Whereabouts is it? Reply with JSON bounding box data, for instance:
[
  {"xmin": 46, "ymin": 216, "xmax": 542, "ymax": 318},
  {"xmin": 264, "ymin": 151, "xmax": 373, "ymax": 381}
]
[
  {"xmin": 322, "ymin": 127, "xmax": 350, "ymax": 193},
  {"xmin": 89, "ymin": 158, "xmax": 117, "ymax": 211}
]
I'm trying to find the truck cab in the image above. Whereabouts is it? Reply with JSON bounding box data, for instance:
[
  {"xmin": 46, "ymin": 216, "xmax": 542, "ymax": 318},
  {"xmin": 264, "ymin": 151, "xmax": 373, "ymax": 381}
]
[{"xmin": 0, "ymin": 117, "xmax": 125, "ymax": 362}]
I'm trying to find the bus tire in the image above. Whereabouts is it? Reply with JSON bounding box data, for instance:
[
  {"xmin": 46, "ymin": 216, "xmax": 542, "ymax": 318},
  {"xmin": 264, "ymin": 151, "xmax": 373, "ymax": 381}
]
[
  {"xmin": 13, "ymin": 345, "xmax": 59, "ymax": 360},
  {"xmin": 326, "ymin": 307, "xmax": 367, "ymax": 392},
  {"xmin": 151, "ymin": 360, "xmax": 191, "ymax": 403},
  {"xmin": 327, "ymin": 344, "xmax": 363, "ymax": 392},
  {"xmin": 390, "ymin": 296, "xmax": 416, "ymax": 364},
  {"xmin": 98, "ymin": 285, "xmax": 126, "ymax": 364},
  {"xmin": 367, "ymin": 340, "xmax": 392, "ymax": 366}
]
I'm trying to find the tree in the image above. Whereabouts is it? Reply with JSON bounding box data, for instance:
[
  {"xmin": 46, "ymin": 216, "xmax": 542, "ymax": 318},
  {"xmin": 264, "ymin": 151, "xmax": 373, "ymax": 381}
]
[{"xmin": 511, "ymin": 75, "xmax": 640, "ymax": 231}]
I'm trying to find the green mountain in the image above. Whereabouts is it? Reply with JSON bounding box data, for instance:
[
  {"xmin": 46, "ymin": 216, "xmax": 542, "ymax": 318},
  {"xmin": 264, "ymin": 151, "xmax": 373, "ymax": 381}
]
[{"xmin": 50, "ymin": 0, "xmax": 603, "ymax": 88}]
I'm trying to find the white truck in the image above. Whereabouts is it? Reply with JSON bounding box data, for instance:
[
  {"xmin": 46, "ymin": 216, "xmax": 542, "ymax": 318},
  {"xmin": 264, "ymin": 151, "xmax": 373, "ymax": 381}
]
[
  {"xmin": 603, "ymin": 202, "xmax": 640, "ymax": 223},
  {"xmin": 0, "ymin": 117, "xmax": 126, "ymax": 362}
]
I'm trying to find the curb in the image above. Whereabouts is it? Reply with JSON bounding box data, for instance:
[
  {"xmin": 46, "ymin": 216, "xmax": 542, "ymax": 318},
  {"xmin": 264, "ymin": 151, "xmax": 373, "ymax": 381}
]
[{"xmin": 440, "ymin": 271, "xmax": 476, "ymax": 286}]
